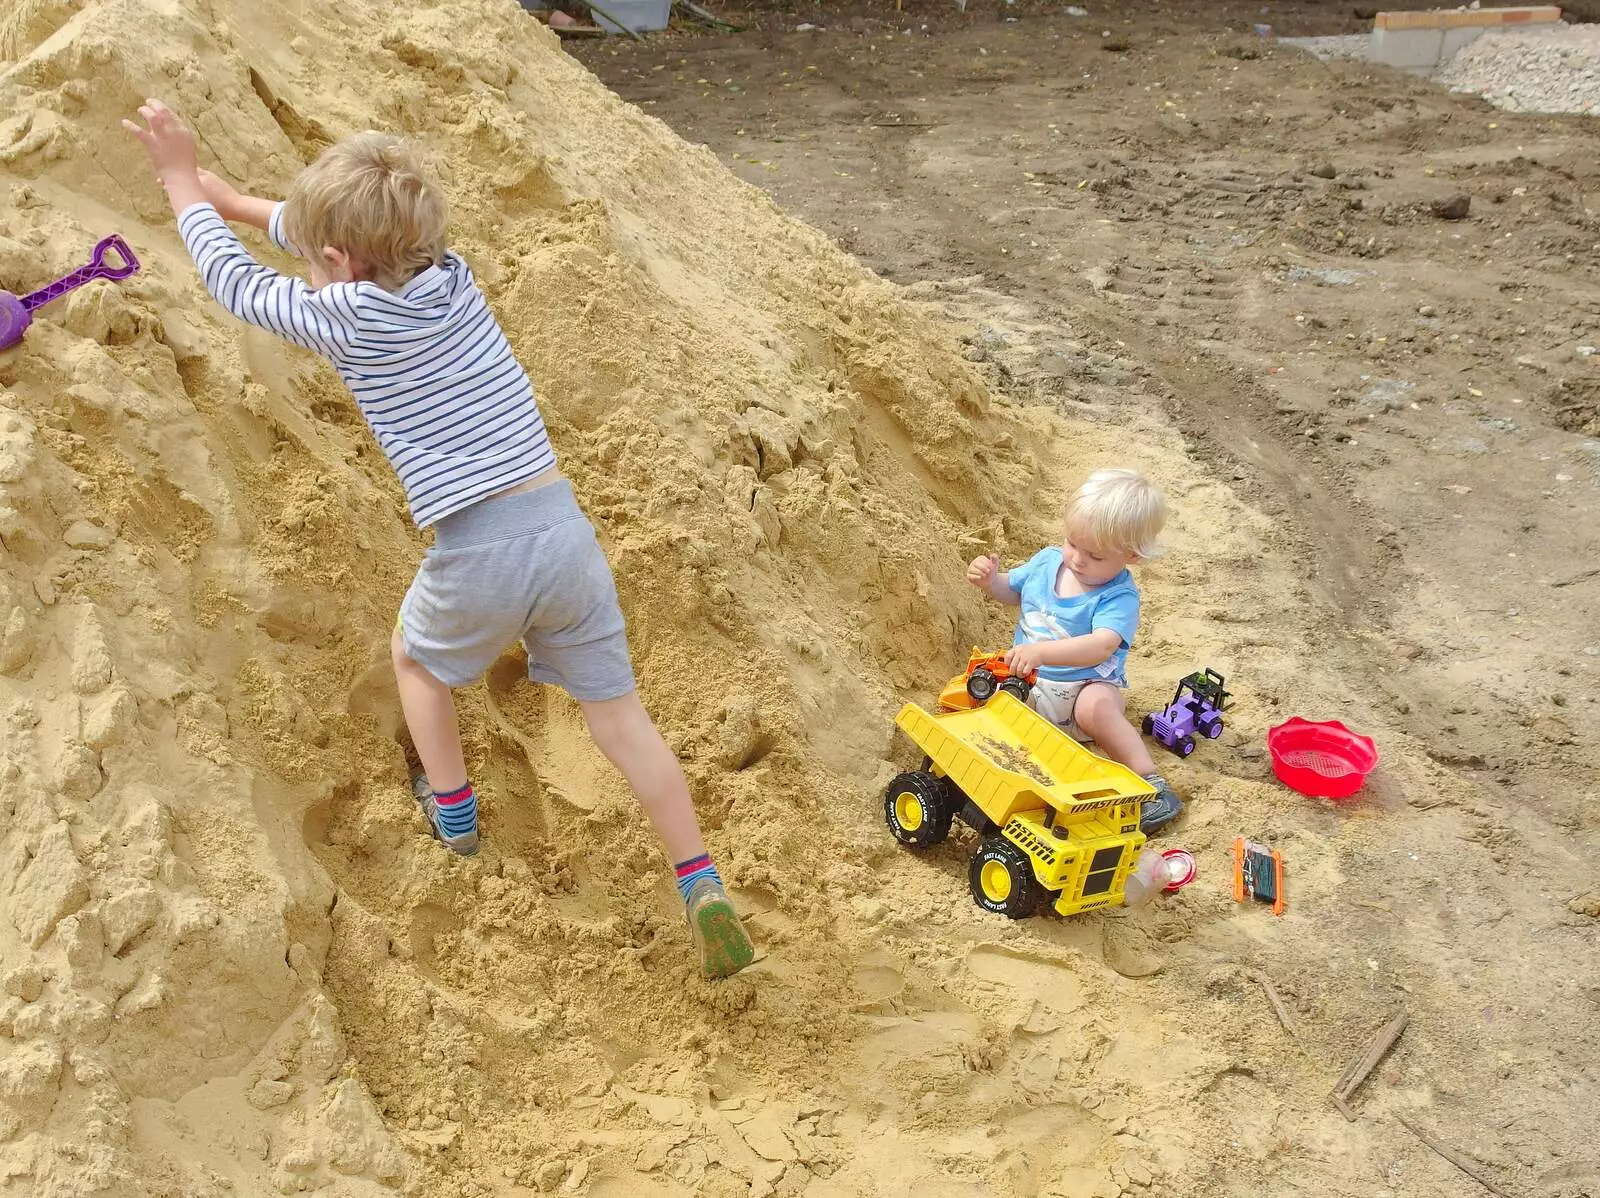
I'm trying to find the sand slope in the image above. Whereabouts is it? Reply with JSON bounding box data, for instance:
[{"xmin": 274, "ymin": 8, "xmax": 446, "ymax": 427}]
[{"xmin": 0, "ymin": 0, "xmax": 1110, "ymax": 1193}]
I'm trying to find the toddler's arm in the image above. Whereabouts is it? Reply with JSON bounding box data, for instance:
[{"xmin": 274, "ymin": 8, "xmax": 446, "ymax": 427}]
[
  {"xmin": 1006, "ymin": 630, "xmax": 1120, "ymax": 674},
  {"xmin": 967, "ymin": 554, "xmax": 1020, "ymax": 605}
]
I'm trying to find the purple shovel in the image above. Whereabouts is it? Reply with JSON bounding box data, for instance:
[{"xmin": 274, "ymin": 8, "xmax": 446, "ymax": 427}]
[{"xmin": 0, "ymin": 235, "xmax": 140, "ymax": 351}]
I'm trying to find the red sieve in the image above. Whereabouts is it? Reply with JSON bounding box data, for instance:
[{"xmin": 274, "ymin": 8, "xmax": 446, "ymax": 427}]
[{"xmin": 1266, "ymin": 718, "xmax": 1378, "ymax": 800}]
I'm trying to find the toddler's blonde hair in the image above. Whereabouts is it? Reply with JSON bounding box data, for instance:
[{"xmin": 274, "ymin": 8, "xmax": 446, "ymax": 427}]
[
  {"xmin": 1065, "ymin": 468, "xmax": 1167, "ymax": 559},
  {"xmin": 281, "ymin": 132, "xmax": 447, "ymax": 292}
]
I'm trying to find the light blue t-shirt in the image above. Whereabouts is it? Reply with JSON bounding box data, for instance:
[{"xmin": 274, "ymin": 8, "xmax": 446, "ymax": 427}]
[{"xmin": 1007, "ymin": 548, "xmax": 1141, "ymax": 685}]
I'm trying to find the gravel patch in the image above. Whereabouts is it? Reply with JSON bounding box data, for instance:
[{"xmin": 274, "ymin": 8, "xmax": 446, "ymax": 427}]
[
  {"xmin": 1435, "ymin": 25, "xmax": 1600, "ymax": 114},
  {"xmin": 1281, "ymin": 34, "xmax": 1369, "ymax": 63},
  {"xmin": 1285, "ymin": 25, "xmax": 1600, "ymax": 116}
]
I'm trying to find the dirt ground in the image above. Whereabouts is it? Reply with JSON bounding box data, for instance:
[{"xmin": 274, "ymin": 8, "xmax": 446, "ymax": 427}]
[{"xmin": 572, "ymin": 3, "xmax": 1600, "ymax": 1194}]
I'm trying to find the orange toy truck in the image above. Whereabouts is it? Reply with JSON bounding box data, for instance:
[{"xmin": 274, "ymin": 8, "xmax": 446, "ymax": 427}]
[{"xmin": 938, "ymin": 647, "xmax": 1037, "ymax": 712}]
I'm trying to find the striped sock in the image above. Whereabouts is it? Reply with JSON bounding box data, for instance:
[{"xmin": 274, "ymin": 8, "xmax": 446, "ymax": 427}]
[
  {"xmin": 674, "ymin": 854, "xmax": 721, "ymax": 902},
  {"xmin": 433, "ymin": 783, "xmax": 478, "ymax": 839}
]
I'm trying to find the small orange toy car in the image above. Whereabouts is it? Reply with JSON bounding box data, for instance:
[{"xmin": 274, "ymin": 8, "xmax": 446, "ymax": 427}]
[{"xmin": 937, "ymin": 647, "xmax": 1037, "ymax": 712}]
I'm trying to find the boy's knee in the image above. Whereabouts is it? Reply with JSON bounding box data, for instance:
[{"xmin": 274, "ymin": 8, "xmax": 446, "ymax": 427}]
[{"xmin": 391, "ymin": 626, "xmax": 434, "ymax": 680}]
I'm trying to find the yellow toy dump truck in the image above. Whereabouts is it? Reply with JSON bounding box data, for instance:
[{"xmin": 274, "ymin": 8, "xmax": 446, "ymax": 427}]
[{"xmin": 884, "ymin": 693, "xmax": 1153, "ymax": 918}]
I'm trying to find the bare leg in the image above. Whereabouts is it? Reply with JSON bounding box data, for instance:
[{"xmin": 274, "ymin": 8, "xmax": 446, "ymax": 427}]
[
  {"xmin": 1073, "ymin": 682, "xmax": 1159, "ymax": 778},
  {"xmin": 578, "ymin": 690, "xmax": 707, "ymax": 865},
  {"xmin": 391, "ymin": 626, "xmax": 469, "ymax": 793},
  {"xmin": 581, "ymin": 689, "xmax": 753, "ymax": 978}
]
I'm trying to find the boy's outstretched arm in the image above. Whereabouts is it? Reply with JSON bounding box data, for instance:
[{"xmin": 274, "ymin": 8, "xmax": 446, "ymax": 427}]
[
  {"xmin": 124, "ymin": 99, "xmax": 354, "ymax": 359},
  {"xmin": 197, "ymin": 169, "xmax": 277, "ymax": 231}
]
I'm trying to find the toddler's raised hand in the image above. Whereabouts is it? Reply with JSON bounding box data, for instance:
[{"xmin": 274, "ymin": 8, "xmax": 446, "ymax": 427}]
[{"xmin": 967, "ymin": 553, "xmax": 999, "ymax": 589}]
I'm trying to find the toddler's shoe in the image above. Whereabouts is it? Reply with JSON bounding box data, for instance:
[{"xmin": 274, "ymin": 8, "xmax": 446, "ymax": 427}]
[
  {"xmin": 411, "ymin": 774, "xmax": 479, "ymax": 857},
  {"xmin": 683, "ymin": 875, "xmax": 756, "ymax": 979},
  {"xmin": 1139, "ymin": 776, "xmax": 1183, "ymax": 835}
]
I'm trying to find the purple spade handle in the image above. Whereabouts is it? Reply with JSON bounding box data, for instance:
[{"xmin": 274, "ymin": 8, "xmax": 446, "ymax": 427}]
[
  {"xmin": 23, "ymin": 235, "xmax": 140, "ymax": 310},
  {"xmin": 0, "ymin": 235, "xmax": 140, "ymax": 351}
]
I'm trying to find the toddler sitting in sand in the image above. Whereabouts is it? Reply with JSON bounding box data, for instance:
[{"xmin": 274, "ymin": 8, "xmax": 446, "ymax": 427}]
[
  {"xmin": 124, "ymin": 99, "xmax": 754, "ymax": 978},
  {"xmin": 967, "ymin": 468, "xmax": 1182, "ymax": 833}
]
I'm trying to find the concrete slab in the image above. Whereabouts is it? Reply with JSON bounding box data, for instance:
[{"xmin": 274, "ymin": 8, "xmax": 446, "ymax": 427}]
[
  {"xmin": 1370, "ymin": 24, "xmax": 1446, "ymax": 71},
  {"xmin": 1369, "ymin": 6, "xmax": 1562, "ymax": 71},
  {"xmin": 1440, "ymin": 26, "xmax": 1489, "ymax": 60}
]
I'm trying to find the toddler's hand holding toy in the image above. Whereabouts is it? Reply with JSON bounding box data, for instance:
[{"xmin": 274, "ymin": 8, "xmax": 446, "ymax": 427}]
[{"xmin": 1004, "ymin": 641, "xmax": 1050, "ymax": 675}]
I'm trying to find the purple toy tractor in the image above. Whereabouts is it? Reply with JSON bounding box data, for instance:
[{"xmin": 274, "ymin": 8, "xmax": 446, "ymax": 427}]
[{"xmin": 1143, "ymin": 668, "xmax": 1230, "ymax": 758}]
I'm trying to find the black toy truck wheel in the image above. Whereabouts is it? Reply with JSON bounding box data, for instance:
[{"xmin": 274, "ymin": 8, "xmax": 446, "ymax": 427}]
[
  {"xmin": 1178, "ymin": 735, "xmax": 1196, "ymax": 757},
  {"xmin": 968, "ymin": 835, "xmax": 1045, "ymax": 919},
  {"xmin": 1141, "ymin": 713, "xmax": 1156, "ymax": 736},
  {"xmin": 1200, "ymin": 716, "xmax": 1224, "ymax": 740},
  {"xmin": 884, "ymin": 771, "xmax": 955, "ymax": 848},
  {"xmin": 998, "ymin": 677, "xmax": 1031, "ymax": 703},
  {"xmin": 966, "ymin": 668, "xmax": 999, "ymax": 703}
]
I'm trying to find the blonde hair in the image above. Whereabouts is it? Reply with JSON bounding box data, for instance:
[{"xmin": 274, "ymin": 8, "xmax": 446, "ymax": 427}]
[
  {"xmin": 281, "ymin": 132, "xmax": 447, "ymax": 292},
  {"xmin": 1065, "ymin": 468, "xmax": 1167, "ymax": 559}
]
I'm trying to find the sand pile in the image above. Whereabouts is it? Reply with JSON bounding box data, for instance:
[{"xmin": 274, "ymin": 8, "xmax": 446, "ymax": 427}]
[
  {"xmin": 0, "ymin": 2, "xmax": 1373, "ymax": 1196},
  {"xmin": 0, "ymin": 0, "xmax": 1102, "ymax": 1192}
]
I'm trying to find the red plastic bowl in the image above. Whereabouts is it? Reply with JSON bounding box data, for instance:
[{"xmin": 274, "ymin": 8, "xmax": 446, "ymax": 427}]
[{"xmin": 1266, "ymin": 718, "xmax": 1378, "ymax": 799}]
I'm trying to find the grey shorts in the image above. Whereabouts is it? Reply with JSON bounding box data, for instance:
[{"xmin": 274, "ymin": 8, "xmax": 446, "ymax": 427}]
[{"xmin": 398, "ymin": 479, "xmax": 636, "ymax": 700}]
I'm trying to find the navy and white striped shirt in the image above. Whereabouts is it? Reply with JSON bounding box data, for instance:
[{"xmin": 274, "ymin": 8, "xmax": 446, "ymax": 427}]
[{"xmin": 178, "ymin": 202, "xmax": 554, "ymax": 528}]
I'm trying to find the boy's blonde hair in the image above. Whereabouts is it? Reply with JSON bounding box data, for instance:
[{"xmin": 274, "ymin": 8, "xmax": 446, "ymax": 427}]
[
  {"xmin": 281, "ymin": 132, "xmax": 447, "ymax": 292},
  {"xmin": 1065, "ymin": 468, "xmax": 1167, "ymax": 559}
]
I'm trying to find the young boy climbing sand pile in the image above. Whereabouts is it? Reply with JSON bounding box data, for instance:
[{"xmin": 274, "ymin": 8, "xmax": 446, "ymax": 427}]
[
  {"xmin": 124, "ymin": 100, "xmax": 755, "ymax": 978},
  {"xmin": 968, "ymin": 468, "xmax": 1183, "ymax": 833}
]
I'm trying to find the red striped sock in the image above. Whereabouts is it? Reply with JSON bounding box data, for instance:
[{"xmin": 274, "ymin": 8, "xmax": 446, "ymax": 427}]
[{"xmin": 674, "ymin": 854, "xmax": 720, "ymax": 901}]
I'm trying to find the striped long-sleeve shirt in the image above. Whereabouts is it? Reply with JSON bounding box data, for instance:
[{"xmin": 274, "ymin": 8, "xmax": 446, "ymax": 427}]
[{"xmin": 177, "ymin": 202, "xmax": 554, "ymax": 528}]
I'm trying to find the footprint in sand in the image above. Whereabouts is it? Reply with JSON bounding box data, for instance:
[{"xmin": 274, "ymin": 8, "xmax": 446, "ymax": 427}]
[
  {"xmin": 1099, "ymin": 912, "xmax": 1164, "ymax": 978},
  {"xmin": 483, "ymin": 654, "xmax": 614, "ymax": 815},
  {"xmin": 964, "ymin": 942, "xmax": 1088, "ymax": 1012}
]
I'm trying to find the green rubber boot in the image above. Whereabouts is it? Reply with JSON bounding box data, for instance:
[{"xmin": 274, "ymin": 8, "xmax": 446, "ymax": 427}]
[{"xmin": 684, "ymin": 876, "xmax": 756, "ymax": 979}]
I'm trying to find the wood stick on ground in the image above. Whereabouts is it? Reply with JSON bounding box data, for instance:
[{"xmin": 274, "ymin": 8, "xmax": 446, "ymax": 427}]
[
  {"xmin": 1330, "ymin": 1008, "xmax": 1409, "ymax": 1121},
  {"xmin": 1245, "ymin": 969, "xmax": 1295, "ymax": 1035},
  {"xmin": 1396, "ymin": 1116, "xmax": 1516, "ymax": 1198}
]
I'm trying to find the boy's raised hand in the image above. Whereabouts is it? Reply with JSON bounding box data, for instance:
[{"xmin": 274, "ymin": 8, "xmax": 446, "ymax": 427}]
[
  {"xmin": 122, "ymin": 99, "xmax": 198, "ymax": 181},
  {"xmin": 966, "ymin": 553, "xmax": 1000, "ymax": 589}
]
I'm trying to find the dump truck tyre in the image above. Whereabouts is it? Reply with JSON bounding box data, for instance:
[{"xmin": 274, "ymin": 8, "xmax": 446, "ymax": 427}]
[
  {"xmin": 884, "ymin": 771, "xmax": 955, "ymax": 847},
  {"xmin": 969, "ymin": 835, "xmax": 1044, "ymax": 919}
]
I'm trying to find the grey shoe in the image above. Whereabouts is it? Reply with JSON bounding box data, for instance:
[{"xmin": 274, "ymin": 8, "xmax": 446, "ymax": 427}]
[
  {"xmin": 1139, "ymin": 777, "xmax": 1183, "ymax": 835},
  {"xmin": 411, "ymin": 775, "xmax": 479, "ymax": 857},
  {"xmin": 684, "ymin": 876, "xmax": 756, "ymax": 979}
]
